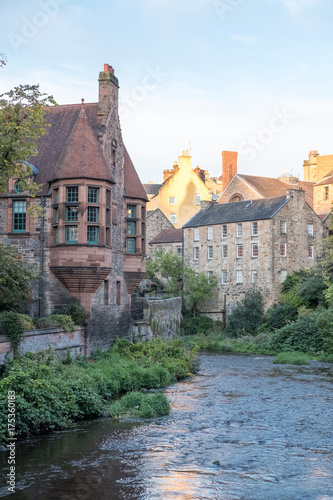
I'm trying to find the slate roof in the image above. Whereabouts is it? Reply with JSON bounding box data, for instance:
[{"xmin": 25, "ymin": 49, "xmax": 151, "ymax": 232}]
[
  {"xmin": 183, "ymin": 196, "xmax": 289, "ymax": 228},
  {"xmin": 223, "ymin": 174, "xmax": 314, "ymax": 207},
  {"xmin": 149, "ymin": 228, "xmax": 183, "ymax": 244},
  {"xmin": 143, "ymin": 183, "xmax": 162, "ymax": 195},
  {"xmin": 29, "ymin": 102, "xmax": 146, "ymax": 200}
]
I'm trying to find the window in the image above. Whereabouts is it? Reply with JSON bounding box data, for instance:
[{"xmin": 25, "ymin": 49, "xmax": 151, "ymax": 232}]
[
  {"xmin": 236, "ymin": 270, "xmax": 243, "ymax": 284},
  {"xmin": 170, "ymin": 214, "xmax": 177, "ymax": 224},
  {"xmin": 66, "ymin": 206, "xmax": 78, "ymax": 222},
  {"xmin": 251, "ymin": 243, "xmax": 258, "ymax": 258},
  {"xmin": 66, "ymin": 226, "xmax": 78, "ymax": 244},
  {"xmin": 221, "ymin": 271, "xmax": 227, "ymax": 285},
  {"xmin": 87, "ymin": 226, "xmax": 98, "ymax": 244},
  {"xmin": 207, "ymin": 246, "xmax": 213, "ymax": 259},
  {"xmin": 112, "ymin": 204, "xmax": 118, "ymax": 225},
  {"xmin": 127, "ymin": 205, "xmax": 136, "ymax": 218},
  {"xmin": 194, "ymin": 228, "xmax": 199, "ymax": 241},
  {"xmin": 324, "ymin": 186, "xmax": 329, "ymax": 200},
  {"xmin": 308, "ymin": 223, "xmax": 314, "ymax": 237},
  {"xmin": 195, "ymin": 194, "xmax": 201, "ymax": 205},
  {"xmin": 13, "ymin": 201, "xmax": 26, "ymax": 232},
  {"xmin": 207, "ymin": 271, "xmax": 213, "ymax": 283},
  {"xmin": 88, "ymin": 187, "xmax": 99, "ymax": 204},
  {"xmin": 280, "ymin": 221, "xmax": 286, "ymax": 234},
  {"xmin": 104, "ymin": 280, "xmax": 109, "ymax": 305},
  {"xmin": 236, "ymin": 244, "xmax": 243, "ymax": 258},
  {"xmin": 126, "ymin": 237, "xmax": 136, "ymax": 253},
  {"xmin": 207, "ymin": 227, "xmax": 213, "ymax": 240},
  {"xmin": 176, "ymin": 246, "xmax": 182, "ymax": 257},
  {"xmin": 127, "ymin": 221, "xmax": 136, "ymax": 235},
  {"xmin": 88, "ymin": 207, "xmax": 99, "ymax": 223},
  {"xmin": 280, "ymin": 242, "xmax": 287, "ymax": 257},
  {"xmin": 222, "ymin": 245, "xmax": 228, "ymax": 259},
  {"xmin": 66, "ymin": 186, "xmax": 78, "ymax": 203},
  {"xmin": 169, "ymin": 196, "xmax": 175, "ymax": 205},
  {"xmin": 54, "ymin": 208, "xmax": 58, "ymax": 223},
  {"xmin": 106, "ymin": 227, "xmax": 111, "ymax": 246},
  {"xmin": 222, "ymin": 225, "xmax": 227, "ymax": 239},
  {"xmin": 308, "ymin": 246, "xmax": 314, "ymax": 259},
  {"xmin": 236, "ymin": 223, "xmax": 243, "ymax": 237},
  {"xmin": 251, "ymin": 222, "xmax": 258, "ymax": 236},
  {"xmin": 54, "ymin": 227, "xmax": 58, "ymax": 245},
  {"xmin": 53, "ymin": 188, "xmax": 59, "ymax": 204},
  {"xmin": 194, "ymin": 247, "xmax": 199, "ymax": 260},
  {"xmin": 251, "ymin": 270, "xmax": 258, "ymax": 283},
  {"xmin": 14, "ymin": 181, "xmax": 24, "ymax": 194},
  {"xmin": 106, "ymin": 189, "xmax": 111, "ymax": 207},
  {"xmin": 281, "ymin": 270, "xmax": 287, "ymax": 283},
  {"xmin": 116, "ymin": 281, "xmax": 121, "ymax": 305}
]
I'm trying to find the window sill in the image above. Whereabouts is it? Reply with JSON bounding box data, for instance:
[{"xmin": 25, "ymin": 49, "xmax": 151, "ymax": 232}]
[{"xmin": 7, "ymin": 232, "xmax": 30, "ymax": 238}]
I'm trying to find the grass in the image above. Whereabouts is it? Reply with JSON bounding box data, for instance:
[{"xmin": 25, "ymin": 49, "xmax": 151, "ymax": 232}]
[
  {"xmin": 273, "ymin": 352, "xmax": 311, "ymax": 365},
  {"xmin": 109, "ymin": 391, "xmax": 170, "ymax": 418}
]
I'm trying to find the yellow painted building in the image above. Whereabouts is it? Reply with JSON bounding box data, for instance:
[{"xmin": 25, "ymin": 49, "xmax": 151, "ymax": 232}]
[
  {"xmin": 303, "ymin": 150, "xmax": 333, "ymax": 216},
  {"xmin": 146, "ymin": 150, "xmax": 212, "ymax": 228}
]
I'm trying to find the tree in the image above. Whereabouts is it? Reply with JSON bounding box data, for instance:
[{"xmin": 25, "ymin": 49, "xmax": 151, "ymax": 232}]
[
  {"xmin": 0, "ymin": 242, "xmax": 38, "ymax": 312},
  {"xmin": 146, "ymin": 250, "xmax": 218, "ymax": 317},
  {"xmin": 0, "ymin": 84, "xmax": 56, "ymax": 194}
]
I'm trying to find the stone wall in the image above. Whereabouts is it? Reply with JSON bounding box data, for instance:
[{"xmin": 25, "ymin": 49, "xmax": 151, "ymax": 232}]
[
  {"xmin": 0, "ymin": 327, "xmax": 86, "ymax": 365},
  {"xmin": 133, "ymin": 297, "xmax": 182, "ymax": 341}
]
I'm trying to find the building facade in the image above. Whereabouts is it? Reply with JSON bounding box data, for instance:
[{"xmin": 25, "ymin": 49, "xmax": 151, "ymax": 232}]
[
  {"xmin": 183, "ymin": 189, "xmax": 328, "ymax": 317},
  {"xmin": 0, "ymin": 64, "xmax": 148, "ymax": 350},
  {"xmin": 148, "ymin": 228, "xmax": 183, "ymax": 258}
]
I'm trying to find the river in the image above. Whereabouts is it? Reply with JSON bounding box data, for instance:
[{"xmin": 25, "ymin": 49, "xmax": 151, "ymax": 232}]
[{"xmin": 1, "ymin": 353, "xmax": 332, "ymax": 500}]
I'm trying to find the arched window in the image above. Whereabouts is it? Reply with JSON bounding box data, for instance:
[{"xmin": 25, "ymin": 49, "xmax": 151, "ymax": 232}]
[{"xmin": 229, "ymin": 194, "xmax": 244, "ymax": 203}]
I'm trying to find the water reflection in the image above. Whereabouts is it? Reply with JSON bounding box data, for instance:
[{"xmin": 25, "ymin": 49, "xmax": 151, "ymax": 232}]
[{"xmin": 0, "ymin": 354, "xmax": 332, "ymax": 499}]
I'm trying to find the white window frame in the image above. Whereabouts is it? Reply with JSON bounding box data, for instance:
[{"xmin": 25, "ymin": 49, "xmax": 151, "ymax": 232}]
[
  {"xmin": 280, "ymin": 242, "xmax": 287, "ymax": 257},
  {"xmin": 193, "ymin": 247, "xmax": 199, "ymax": 260},
  {"xmin": 281, "ymin": 270, "xmax": 287, "ymax": 283},
  {"xmin": 236, "ymin": 244, "xmax": 243, "ymax": 258},
  {"xmin": 221, "ymin": 271, "xmax": 227, "ymax": 285},
  {"xmin": 280, "ymin": 221, "xmax": 286, "ymax": 234},
  {"xmin": 251, "ymin": 270, "xmax": 258, "ymax": 283},
  {"xmin": 251, "ymin": 222, "xmax": 258, "ymax": 236},
  {"xmin": 207, "ymin": 246, "xmax": 213, "ymax": 260},
  {"xmin": 308, "ymin": 223, "xmax": 314, "ymax": 237},
  {"xmin": 207, "ymin": 226, "xmax": 213, "ymax": 240},
  {"xmin": 207, "ymin": 271, "xmax": 213, "ymax": 283},
  {"xmin": 170, "ymin": 213, "xmax": 177, "ymax": 224},
  {"xmin": 194, "ymin": 227, "xmax": 199, "ymax": 241},
  {"xmin": 169, "ymin": 196, "xmax": 175, "ymax": 205},
  {"xmin": 221, "ymin": 224, "xmax": 227, "ymax": 239},
  {"xmin": 176, "ymin": 246, "xmax": 182, "ymax": 257},
  {"xmin": 236, "ymin": 223, "xmax": 243, "ymax": 237},
  {"xmin": 251, "ymin": 243, "xmax": 259, "ymax": 258},
  {"xmin": 222, "ymin": 245, "xmax": 228, "ymax": 259},
  {"xmin": 195, "ymin": 194, "xmax": 201, "ymax": 205},
  {"xmin": 236, "ymin": 270, "xmax": 243, "ymax": 284}
]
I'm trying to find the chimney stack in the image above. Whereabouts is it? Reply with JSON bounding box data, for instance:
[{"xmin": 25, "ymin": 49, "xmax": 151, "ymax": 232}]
[
  {"xmin": 222, "ymin": 151, "xmax": 238, "ymax": 191},
  {"xmin": 98, "ymin": 63, "xmax": 119, "ymax": 116}
]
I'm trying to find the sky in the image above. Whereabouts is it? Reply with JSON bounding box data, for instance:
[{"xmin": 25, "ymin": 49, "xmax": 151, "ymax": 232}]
[{"xmin": 1, "ymin": 0, "xmax": 332, "ymax": 184}]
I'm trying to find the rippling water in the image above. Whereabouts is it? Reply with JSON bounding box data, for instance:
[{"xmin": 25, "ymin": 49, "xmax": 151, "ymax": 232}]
[{"xmin": 1, "ymin": 354, "xmax": 332, "ymax": 499}]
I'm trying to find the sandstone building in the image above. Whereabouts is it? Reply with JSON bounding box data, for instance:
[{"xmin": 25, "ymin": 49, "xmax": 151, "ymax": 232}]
[
  {"xmin": 183, "ymin": 189, "xmax": 329, "ymax": 318},
  {"xmin": 303, "ymin": 150, "xmax": 333, "ymax": 217},
  {"xmin": 148, "ymin": 228, "xmax": 183, "ymax": 258},
  {"xmin": 0, "ymin": 64, "xmax": 148, "ymax": 350}
]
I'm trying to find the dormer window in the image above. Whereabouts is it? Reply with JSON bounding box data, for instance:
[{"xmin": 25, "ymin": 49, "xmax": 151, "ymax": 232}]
[{"xmin": 14, "ymin": 180, "xmax": 24, "ymax": 194}]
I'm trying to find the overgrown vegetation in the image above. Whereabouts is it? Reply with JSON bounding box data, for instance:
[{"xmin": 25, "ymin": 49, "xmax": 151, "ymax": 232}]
[{"xmin": 0, "ymin": 338, "xmax": 199, "ymax": 445}]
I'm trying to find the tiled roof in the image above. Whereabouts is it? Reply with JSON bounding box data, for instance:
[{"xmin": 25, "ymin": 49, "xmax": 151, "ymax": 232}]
[
  {"xmin": 150, "ymin": 228, "xmax": 183, "ymax": 244},
  {"xmin": 143, "ymin": 183, "xmax": 162, "ymax": 195},
  {"xmin": 183, "ymin": 195, "xmax": 289, "ymax": 228},
  {"xmin": 314, "ymin": 175, "xmax": 333, "ymax": 186},
  {"xmin": 124, "ymin": 147, "xmax": 148, "ymax": 201},
  {"xmin": 224, "ymin": 174, "xmax": 314, "ymax": 207}
]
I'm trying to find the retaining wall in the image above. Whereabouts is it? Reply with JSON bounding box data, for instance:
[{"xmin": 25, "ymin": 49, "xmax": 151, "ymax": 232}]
[{"xmin": 133, "ymin": 296, "xmax": 182, "ymax": 342}]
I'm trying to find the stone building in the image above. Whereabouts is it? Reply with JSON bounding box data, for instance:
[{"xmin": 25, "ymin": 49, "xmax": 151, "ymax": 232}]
[
  {"xmin": 302, "ymin": 150, "xmax": 333, "ymax": 217},
  {"xmin": 0, "ymin": 64, "xmax": 148, "ymax": 350},
  {"xmin": 146, "ymin": 208, "xmax": 175, "ymax": 250},
  {"xmin": 183, "ymin": 189, "xmax": 329, "ymax": 317},
  {"xmin": 148, "ymin": 228, "xmax": 183, "ymax": 259}
]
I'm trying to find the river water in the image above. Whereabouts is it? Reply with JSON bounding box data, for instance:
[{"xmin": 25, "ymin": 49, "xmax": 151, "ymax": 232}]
[{"xmin": 1, "ymin": 353, "xmax": 332, "ymax": 500}]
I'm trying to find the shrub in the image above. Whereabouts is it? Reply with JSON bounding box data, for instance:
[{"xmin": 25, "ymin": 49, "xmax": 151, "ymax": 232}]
[
  {"xmin": 181, "ymin": 314, "xmax": 214, "ymax": 336},
  {"xmin": 227, "ymin": 291, "xmax": 264, "ymax": 337},
  {"xmin": 109, "ymin": 391, "xmax": 170, "ymax": 418},
  {"xmin": 269, "ymin": 311, "xmax": 323, "ymax": 353},
  {"xmin": 60, "ymin": 301, "xmax": 89, "ymax": 326},
  {"xmin": 281, "ymin": 269, "xmax": 328, "ymax": 309},
  {"xmin": 273, "ymin": 352, "xmax": 311, "ymax": 365},
  {"xmin": 315, "ymin": 307, "xmax": 333, "ymax": 354},
  {"xmin": 36, "ymin": 314, "xmax": 75, "ymax": 332},
  {"xmin": 0, "ymin": 311, "xmax": 27, "ymax": 356},
  {"xmin": 262, "ymin": 302, "xmax": 298, "ymax": 331}
]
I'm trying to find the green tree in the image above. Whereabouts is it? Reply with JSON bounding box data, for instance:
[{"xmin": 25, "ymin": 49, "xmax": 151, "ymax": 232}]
[
  {"xmin": 227, "ymin": 291, "xmax": 264, "ymax": 336},
  {"xmin": 0, "ymin": 84, "xmax": 56, "ymax": 194},
  {"xmin": 0, "ymin": 242, "xmax": 38, "ymax": 312},
  {"xmin": 183, "ymin": 268, "xmax": 218, "ymax": 318}
]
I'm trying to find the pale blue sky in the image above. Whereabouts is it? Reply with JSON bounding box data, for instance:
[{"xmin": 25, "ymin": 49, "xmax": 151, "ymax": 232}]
[{"xmin": 1, "ymin": 0, "xmax": 332, "ymax": 183}]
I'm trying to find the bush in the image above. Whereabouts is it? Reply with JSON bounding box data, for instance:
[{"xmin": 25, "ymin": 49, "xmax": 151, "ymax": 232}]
[
  {"xmin": 109, "ymin": 391, "xmax": 170, "ymax": 418},
  {"xmin": 227, "ymin": 291, "xmax": 264, "ymax": 337},
  {"xmin": 0, "ymin": 311, "xmax": 28, "ymax": 356},
  {"xmin": 315, "ymin": 307, "xmax": 333, "ymax": 354},
  {"xmin": 60, "ymin": 301, "xmax": 89, "ymax": 326},
  {"xmin": 36, "ymin": 314, "xmax": 75, "ymax": 332},
  {"xmin": 181, "ymin": 314, "xmax": 214, "ymax": 336},
  {"xmin": 281, "ymin": 269, "xmax": 328, "ymax": 309},
  {"xmin": 269, "ymin": 311, "xmax": 323, "ymax": 353},
  {"xmin": 262, "ymin": 302, "xmax": 298, "ymax": 330}
]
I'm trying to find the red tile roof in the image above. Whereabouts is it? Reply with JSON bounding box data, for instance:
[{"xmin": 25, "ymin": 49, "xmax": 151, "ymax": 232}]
[
  {"xmin": 315, "ymin": 175, "xmax": 333, "ymax": 186},
  {"xmin": 150, "ymin": 229, "xmax": 183, "ymax": 244},
  {"xmin": 124, "ymin": 147, "xmax": 148, "ymax": 201}
]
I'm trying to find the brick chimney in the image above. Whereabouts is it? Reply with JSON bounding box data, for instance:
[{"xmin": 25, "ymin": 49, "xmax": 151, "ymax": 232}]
[
  {"xmin": 98, "ymin": 63, "xmax": 119, "ymax": 116},
  {"xmin": 222, "ymin": 151, "xmax": 238, "ymax": 191}
]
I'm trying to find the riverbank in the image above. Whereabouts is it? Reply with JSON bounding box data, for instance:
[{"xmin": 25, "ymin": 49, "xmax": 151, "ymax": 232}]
[{"xmin": 0, "ymin": 338, "xmax": 199, "ymax": 446}]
